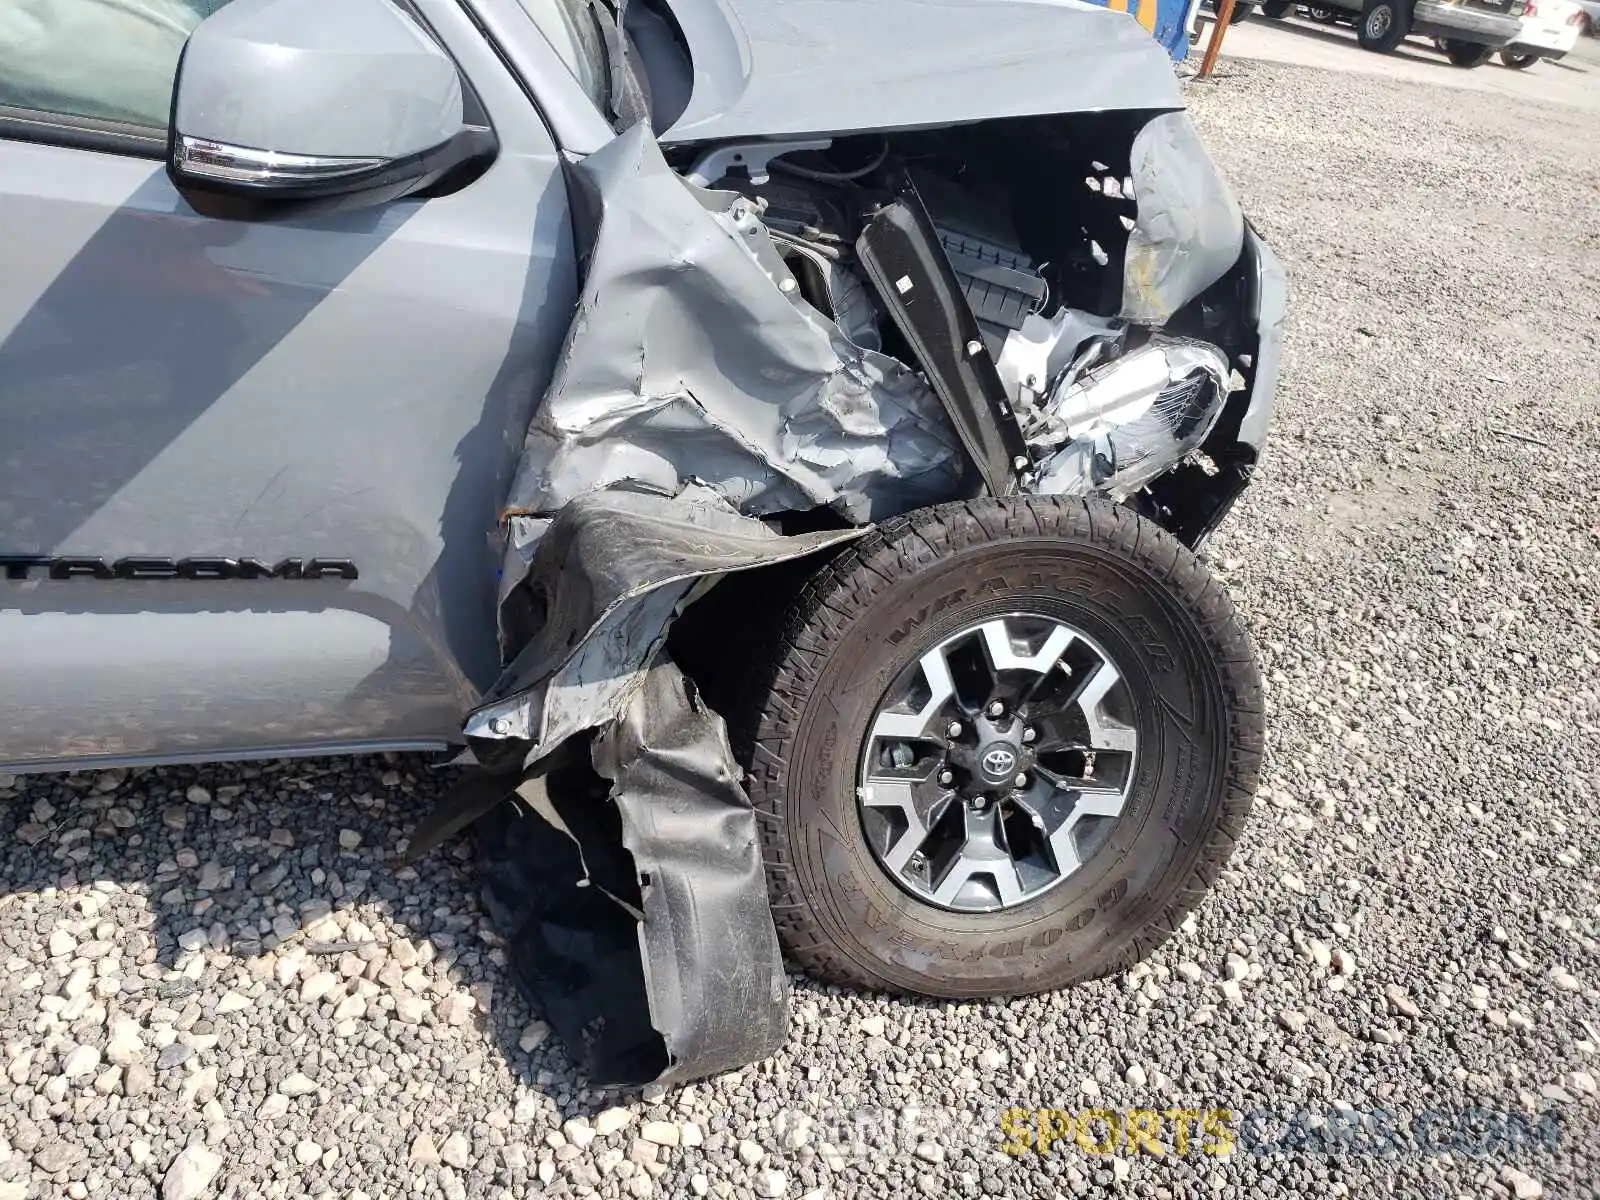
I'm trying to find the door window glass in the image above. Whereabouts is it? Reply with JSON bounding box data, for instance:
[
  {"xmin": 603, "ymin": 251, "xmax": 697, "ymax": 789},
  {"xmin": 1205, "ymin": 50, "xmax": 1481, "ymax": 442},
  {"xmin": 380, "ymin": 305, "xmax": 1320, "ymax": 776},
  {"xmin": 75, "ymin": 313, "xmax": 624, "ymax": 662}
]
[
  {"xmin": 516, "ymin": 0, "xmax": 609, "ymax": 107},
  {"xmin": 0, "ymin": 0, "xmax": 234, "ymax": 129}
]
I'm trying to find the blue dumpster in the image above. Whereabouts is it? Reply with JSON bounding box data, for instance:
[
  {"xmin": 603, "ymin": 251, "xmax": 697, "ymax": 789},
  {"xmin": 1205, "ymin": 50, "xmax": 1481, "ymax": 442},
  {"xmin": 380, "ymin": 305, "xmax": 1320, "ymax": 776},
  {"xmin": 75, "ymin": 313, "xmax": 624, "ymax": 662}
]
[{"xmin": 1081, "ymin": 0, "xmax": 1204, "ymax": 59}]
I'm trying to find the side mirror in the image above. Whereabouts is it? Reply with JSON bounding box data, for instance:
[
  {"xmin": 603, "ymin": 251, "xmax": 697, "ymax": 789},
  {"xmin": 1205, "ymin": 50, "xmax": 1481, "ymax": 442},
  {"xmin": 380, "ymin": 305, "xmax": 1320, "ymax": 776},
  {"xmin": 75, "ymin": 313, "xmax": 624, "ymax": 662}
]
[{"xmin": 169, "ymin": 0, "xmax": 493, "ymax": 207}]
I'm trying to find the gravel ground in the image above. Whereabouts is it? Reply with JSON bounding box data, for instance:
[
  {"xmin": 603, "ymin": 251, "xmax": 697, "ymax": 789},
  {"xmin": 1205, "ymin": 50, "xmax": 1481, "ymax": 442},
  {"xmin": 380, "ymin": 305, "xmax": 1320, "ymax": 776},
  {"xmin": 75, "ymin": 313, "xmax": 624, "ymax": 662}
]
[{"xmin": 3, "ymin": 58, "xmax": 1598, "ymax": 1200}]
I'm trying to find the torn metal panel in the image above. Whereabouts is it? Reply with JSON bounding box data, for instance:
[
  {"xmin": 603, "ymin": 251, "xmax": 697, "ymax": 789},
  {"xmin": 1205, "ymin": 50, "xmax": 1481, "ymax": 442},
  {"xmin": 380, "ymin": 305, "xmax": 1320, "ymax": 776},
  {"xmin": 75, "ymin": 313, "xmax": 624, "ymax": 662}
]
[
  {"xmin": 503, "ymin": 123, "xmax": 962, "ymax": 528},
  {"xmin": 468, "ymin": 485, "xmax": 860, "ymax": 761},
  {"xmin": 1121, "ymin": 112, "xmax": 1245, "ymax": 325}
]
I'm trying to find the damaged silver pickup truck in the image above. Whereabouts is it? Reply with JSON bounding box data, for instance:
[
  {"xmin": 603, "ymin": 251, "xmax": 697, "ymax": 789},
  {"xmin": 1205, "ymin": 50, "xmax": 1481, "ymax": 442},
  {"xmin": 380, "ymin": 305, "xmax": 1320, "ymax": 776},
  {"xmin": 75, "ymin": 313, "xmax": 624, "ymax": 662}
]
[{"xmin": 0, "ymin": 0, "xmax": 1282, "ymax": 1084}]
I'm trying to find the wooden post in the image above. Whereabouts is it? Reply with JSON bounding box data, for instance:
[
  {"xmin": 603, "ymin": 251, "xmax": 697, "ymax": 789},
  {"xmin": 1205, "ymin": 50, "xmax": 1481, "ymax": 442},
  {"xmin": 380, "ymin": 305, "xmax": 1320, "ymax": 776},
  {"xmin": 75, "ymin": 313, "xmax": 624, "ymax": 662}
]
[{"xmin": 1198, "ymin": 0, "xmax": 1238, "ymax": 78}]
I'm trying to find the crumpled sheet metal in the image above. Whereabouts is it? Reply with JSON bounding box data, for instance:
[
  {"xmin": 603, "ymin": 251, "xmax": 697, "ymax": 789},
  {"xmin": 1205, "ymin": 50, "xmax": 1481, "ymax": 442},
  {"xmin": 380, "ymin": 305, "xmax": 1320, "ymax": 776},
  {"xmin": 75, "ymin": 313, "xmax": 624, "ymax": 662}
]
[
  {"xmin": 502, "ymin": 123, "xmax": 963, "ymax": 533},
  {"xmin": 467, "ymin": 485, "xmax": 860, "ymax": 757},
  {"xmin": 482, "ymin": 659, "xmax": 789, "ymax": 1086},
  {"xmin": 1121, "ymin": 112, "xmax": 1245, "ymax": 326}
]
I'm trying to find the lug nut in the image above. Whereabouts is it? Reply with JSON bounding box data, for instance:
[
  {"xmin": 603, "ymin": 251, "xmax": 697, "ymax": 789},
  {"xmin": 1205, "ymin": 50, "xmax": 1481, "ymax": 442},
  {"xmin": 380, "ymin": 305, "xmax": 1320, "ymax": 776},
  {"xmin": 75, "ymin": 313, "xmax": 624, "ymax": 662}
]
[
  {"xmin": 946, "ymin": 721, "xmax": 963, "ymax": 738},
  {"xmin": 938, "ymin": 770, "xmax": 954, "ymax": 786},
  {"xmin": 1022, "ymin": 726, "xmax": 1037, "ymax": 744},
  {"xmin": 986, "ymin": 701, "xmax": 1005, "ymax": 718},
  {"xmin": 1014, "ymin": 772, "xmax": 1029, "ymax": 788}
]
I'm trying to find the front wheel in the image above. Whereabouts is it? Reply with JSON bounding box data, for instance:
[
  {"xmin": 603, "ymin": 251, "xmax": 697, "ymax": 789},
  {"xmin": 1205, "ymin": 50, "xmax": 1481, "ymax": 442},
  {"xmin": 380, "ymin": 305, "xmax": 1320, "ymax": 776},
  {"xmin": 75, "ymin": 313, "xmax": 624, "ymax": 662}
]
[
  {"xmin": 740, "ymin": 498, "xmax": 1264, "ymax": 998},
  {"xmin": 1499, "ymin": 48, "xmax": 1539, "ymax": 67},
  {"xmin": 1441, "ymin": 37, "xmax": 1496, "ymax": 65},
  {"xmin": 1357, "ymin": 0, "xmax": 1410, "ymax": 49}
]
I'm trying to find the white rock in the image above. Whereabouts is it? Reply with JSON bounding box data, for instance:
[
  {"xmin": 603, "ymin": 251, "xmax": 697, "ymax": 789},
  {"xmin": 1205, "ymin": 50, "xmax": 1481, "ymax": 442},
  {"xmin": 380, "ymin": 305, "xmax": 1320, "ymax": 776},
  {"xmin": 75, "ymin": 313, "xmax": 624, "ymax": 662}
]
[
  {"xmin": 338, "ymin": 829, "xmax": 363, "ymax": 849},
  {"xmin": 738, "ymin": 1139, "xmax": 765, "ymax": 1165},
  {"xmin": 639, "ymin": 1121, "xmax": 679, "ymax": 1147},
  {"xmin": 756, "ymin": 1170, "xmax": 787, "ymax": 1198},
  {"xmin": 440, "ymin": 1132, "xmax": 471, "ymax": 1169},
  {"xmin": 518, "ymin": 1020, "xmax": 550, "ymax": 1052},
  {"xmin": 257, "ymin": 1094, "xmax": 290, "ymax": 1120},
  {"xmin": 1279, "ymin": 1010, "xmax": 1308, "ymax": 1034},
  {"xmin": 1304, "ymin": 938, "xmax": 1332, "ymax": 970},
  {"xmin": 1499, "ymin": 1166, "xmax": 1543, "ymax": 1199},
  {"xmin": 563, "ymin": 1118, "xmax": 597, "ymax": 1149},
  {"xmin": 274, "ymin": 948, "xmax": 307, "ymax": 988},
  {"xmin": 332, "ymin": 994, "xmax": 366, "ymax": 1022},
  {"xmin": 680, "ymin": 1121, "xmax": 704, "ymax": 1148},
  {"xmin": 1176, "ymin": 962, "xmax": 1205, "ymax": 983},
  {"xmin": 858, "ymin": 1015, "xmax": 886, "ymax": 1038},
  {"xmin": 161, "ymin": 1145, "xmax": 222, "ymax": 1200},
  {"xmin": 277, "ymin": 1072, "xmax": 317, "ymax": 1097},
  {"xmin": 1385, "ymin": 984, "xmax": 1421, "ymax": 1019},
  {"xmin": 300, "ymin": 972, "xmax": 339, "ymax": 1004},
  {"xmin": 393, "ymin": 993, "xmax": 428, "ymax": 1024},
  {"xmin": 976, "ymin": 1048, "xmax": 1005, "ymax": 1072},
  {"xmin": 436, "ymin": 993, "xmax": 475, "ymax": 1026},
  {"xmin": 409, "ymin": 1134, "xmax": 440, "ymax": 1165},
  {"xmin": 689, "ymin": 1176, "xmax": 710, "ymax": 1197},
  {"xmin": 1224, "ymin": 954, "xmax": 1249, "ymax": 982},
  {"xmin": 1331, "ymin": 948, "xmax": 1357, "ymax": 977},
  {"xmin": 1549, "ymin": 968, "xmax": 1581, "ymax": 992},
  {"xmin": 60, "ymin": 1044, "xmax": 101, "ymax": 1080},
  {"xmin": 48, "ymin": 929, "xmax": 77, "ymax": 957},
  {"xmin": 294, "ymin": 1140, "xmax": 323, "ymax": 1166},
  {"xmin": 215, "ymin": 991, "xmax": 251, "ymax": 1015},
  {"xmin": 593, "ymin": 1108, "xmax": 634, "ymax": 1137}
]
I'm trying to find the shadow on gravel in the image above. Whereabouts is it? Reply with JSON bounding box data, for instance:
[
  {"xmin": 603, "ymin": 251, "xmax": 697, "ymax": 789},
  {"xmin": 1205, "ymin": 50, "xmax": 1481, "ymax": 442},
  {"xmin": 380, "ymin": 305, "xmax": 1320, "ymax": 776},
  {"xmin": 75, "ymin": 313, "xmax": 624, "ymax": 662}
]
[{"xmin": 0, "ymin": 754, "xmax": 660, "ymax": 1131}]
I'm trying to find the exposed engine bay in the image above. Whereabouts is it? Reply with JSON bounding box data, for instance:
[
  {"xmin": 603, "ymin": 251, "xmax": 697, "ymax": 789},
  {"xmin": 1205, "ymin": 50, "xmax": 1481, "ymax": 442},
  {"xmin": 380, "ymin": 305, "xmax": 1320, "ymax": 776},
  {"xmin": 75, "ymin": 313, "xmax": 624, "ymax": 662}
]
[{"xmin": 672, "ymin": 114, "xmax": 1252, "ymax": 516}]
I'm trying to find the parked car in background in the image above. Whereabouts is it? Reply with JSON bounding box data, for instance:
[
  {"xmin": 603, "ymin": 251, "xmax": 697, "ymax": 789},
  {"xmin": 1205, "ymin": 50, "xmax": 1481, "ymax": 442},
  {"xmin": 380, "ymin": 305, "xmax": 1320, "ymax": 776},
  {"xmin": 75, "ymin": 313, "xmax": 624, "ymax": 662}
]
[
  {"xmin": 1497, "ymin": 0, "xmax": 1584, "ymax": 65},
  {"xmin": 1203, "ymin": 0, "xmax": 1262, "ymax": 23},
  {"xmin": 1260, "ymin": 0, "xmax": 1525, "ymax": 60}
]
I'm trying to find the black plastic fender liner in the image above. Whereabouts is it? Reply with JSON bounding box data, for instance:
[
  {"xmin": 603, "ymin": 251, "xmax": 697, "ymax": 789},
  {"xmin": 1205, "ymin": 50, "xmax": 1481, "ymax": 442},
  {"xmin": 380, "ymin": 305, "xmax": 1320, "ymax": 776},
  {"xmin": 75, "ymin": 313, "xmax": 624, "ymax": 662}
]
[
  {"xmin": 589, "ymin": 658, "xmax": 791, "ymax": 1083},
  {"xmin": 856, "ymin": 185, "xmax": 1032, "ymax": 498},
  {"xmin": 475, "ymin": 658, "xmax": 790, "ymax": 1086}
]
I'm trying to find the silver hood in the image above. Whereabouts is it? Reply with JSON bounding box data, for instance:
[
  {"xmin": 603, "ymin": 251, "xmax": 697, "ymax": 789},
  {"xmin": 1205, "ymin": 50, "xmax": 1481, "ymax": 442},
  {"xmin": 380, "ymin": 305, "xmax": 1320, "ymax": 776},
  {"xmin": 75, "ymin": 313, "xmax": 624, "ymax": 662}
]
[{"xmin": 657, "ymin": 0, "xmax": 1185, "ymax": 145}]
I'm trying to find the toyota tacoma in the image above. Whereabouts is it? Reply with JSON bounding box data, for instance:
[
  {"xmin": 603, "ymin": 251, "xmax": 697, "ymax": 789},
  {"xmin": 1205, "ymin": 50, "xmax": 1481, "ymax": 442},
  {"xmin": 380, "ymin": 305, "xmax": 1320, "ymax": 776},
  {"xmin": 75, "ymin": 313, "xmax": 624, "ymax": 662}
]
[{"xmin": 0, "ymin": 0, "xmax": 1284, "ymax": 1083}]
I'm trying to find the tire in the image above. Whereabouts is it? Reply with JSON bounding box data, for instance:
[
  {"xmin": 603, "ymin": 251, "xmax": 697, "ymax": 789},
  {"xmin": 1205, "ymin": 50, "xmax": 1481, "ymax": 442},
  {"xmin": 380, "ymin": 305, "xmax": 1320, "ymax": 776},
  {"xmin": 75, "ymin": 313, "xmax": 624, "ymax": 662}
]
[
  {"xmin": 1357, "ymin": 0, "xmax": 1410, "ymax": 49},
  {"xmin": 1261, "ymin": 0, "xmax": 1293, "ymax": 16},
  {"xmin": 1499, "ymin": 48, "xmax": 1539, "ymax": 67},
  {"xmin": 739, "ymin": 497, "xmax": 1264, "ymax": 998},
  {"xmin": 1441, "ymin": 37, "xmax": 1496, "ymax": 65}
]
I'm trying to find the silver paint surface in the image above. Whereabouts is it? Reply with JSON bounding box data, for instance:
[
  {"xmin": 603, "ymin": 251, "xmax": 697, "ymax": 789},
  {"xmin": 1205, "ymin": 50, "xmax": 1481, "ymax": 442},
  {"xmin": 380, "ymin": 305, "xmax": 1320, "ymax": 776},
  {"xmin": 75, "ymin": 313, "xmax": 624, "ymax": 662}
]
[{"xmin": 0, "ymin": 0, "xmax": 577, "ymax": 769}]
